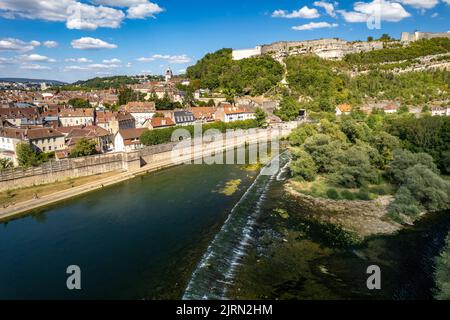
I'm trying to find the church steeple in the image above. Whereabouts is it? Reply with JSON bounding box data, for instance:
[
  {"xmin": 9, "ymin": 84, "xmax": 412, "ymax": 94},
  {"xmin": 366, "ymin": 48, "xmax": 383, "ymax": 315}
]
[{"xmin": 165, "ymin": 67, "xmax": 173, "ymax": 82}]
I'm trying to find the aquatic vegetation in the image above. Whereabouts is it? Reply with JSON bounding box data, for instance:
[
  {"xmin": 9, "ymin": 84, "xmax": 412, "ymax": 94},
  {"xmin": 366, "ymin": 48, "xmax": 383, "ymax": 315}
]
[{"xmin": 218, "ymin": 179, "xmax": 242, "ymax": 196}]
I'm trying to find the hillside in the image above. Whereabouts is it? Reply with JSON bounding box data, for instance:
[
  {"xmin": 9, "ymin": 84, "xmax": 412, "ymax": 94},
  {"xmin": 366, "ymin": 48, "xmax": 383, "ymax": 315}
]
[
  {"xmin": 60, "ymin": 75, "xmax": 164, "ymax": 90},
  {"xmin": 0, "ymin": 78, "xmax": 66, "ymax": 85},
  {"xmin": 186, "ymin": 38, "xmax": 450, "ymax": 116}
]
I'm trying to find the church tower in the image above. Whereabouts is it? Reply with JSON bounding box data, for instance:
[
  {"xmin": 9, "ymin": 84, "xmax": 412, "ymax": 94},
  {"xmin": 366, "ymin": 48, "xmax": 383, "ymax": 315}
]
[{"xmin": 165, "ymin": 67, "xmax": 173, "ymax": 82}]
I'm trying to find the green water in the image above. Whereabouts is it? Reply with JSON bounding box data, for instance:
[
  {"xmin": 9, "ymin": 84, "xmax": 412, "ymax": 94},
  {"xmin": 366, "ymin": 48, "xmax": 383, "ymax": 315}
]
[
  {"xmin": 1, "ymin": 158, "xmax": 449, "ymax": 300},
  {"xmin": 0, "ymin": 164, "xmax": 257, "ymax": 299}
]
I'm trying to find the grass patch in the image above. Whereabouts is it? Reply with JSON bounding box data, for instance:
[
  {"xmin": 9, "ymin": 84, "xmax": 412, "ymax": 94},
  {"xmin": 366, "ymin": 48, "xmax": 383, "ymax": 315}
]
[
  {"xmin": 0, "ymin": 171, "xmax": 121, "ymax": 207},
  {"xmin": 290, "ymin": 176, "xmax": 393, "ymax": 201}
]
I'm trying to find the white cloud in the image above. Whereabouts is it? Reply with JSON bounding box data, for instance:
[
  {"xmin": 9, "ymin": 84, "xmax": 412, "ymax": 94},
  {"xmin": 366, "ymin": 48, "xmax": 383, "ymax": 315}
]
[
  {"xmin": 0, "ymin": 38, "xmax": 40, "ymax": 52},
  {"xmin": 137, "ymin": 56, "xmax": 155, "ymax": 62},
  {"xmin": 103, "ymin": 58, "xmax": 121, "ymax": 64},
  {"xmin": 292, "ymin": 21, "xmax": 339, "ymax": 31},
  {"xmin": 138, "ymin": 54, "xmax": 191, "ymax": 64},
  {"xmin": 0, "ymin": 0, "xmax": 163, "ymax": 30},
  {"xmin": 443, "ymin": 0, "xmax": 450, "ymax": 5},
  {"xmin": 90, "ymin": 0, "xmax": 148, "ymax": 6},
  {"xmin": 313, "ymin": 1, "xmax": 336, "ymax": 17},
  {"xmin": 338, "ymin": 0, "xmax": 411, "ymax": 23},
  {"xmin": 71, "ymin": 37, "xmax": 117, "ymax": 50},
  {"xmin": 397, "ymin": 0, "xmax": 438, "ymax": 9},
  {"xmin": 66, "ymin": 2, "xmax": 125, "ymax": 30},
  {"xmin": 272, "ymin": 6, "xmax": 320, "ymax": 19},
  {"xmin": 152, "ymin": 54, "xmax": 192, "ymax": 64},
  {"xmin": 19, "ymin": 54, "xmax": 56, "ymax": 63},
  {"xmin": 43, "ymin": 41, "xmax": 58, "ymax": 48},
  {"xmin": 0, "ymin": 57, "xmax": 15, "ymax": 64},
  {"xmin": 127, "ymin": 2, "xmax": 164, "ymax": 19},
  {"xmin": 20, "ymin": 63, "xmax": 51, "ymax": 70},
  {"xmin": 63, "ymin": 63, "xmax": 121, "ymax": 72},
  {"xmin": 65, "ymin": 57, "xmax": 93, "ymax": 63}
]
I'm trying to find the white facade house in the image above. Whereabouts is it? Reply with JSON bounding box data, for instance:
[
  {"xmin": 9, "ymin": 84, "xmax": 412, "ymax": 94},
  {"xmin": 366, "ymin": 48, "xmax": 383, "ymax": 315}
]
[
  {"xmin": 114, "ymin": 128, "xmax": 148, "ymax": 152},
  {"xmin": 215, "ymin": 105, "xmax": 256, "ymax": 123},
  {"xmin": 59, "ymin": 109, "xmax": 94, "ymax": 127},
  {"xmin": 431, "ymin": 106, "xmax": 447, "ymax": 116},
  {"xmin": 0, "ymin": 128, "xmax": 22, "ymax": 166},
  {"xmin": 232, "ymin": 46, "xmax": 262, "ymax": 61}
]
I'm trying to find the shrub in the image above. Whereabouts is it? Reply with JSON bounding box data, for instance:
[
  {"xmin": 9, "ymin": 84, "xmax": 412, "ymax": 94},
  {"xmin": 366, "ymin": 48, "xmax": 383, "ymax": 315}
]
[
  {"xmin": 341, "ymin": 190, "xmax": 356, "ymax": 200},
  {"xmin": 326, "ymin": 188, "xmax": 340, "ymax": 200},
  {"xmin": 289, "ymin": 148, "xmax": 318, "ymax": 181}
]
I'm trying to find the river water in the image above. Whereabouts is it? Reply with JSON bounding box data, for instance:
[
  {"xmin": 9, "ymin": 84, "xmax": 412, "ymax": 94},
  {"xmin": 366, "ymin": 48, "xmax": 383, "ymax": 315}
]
[{"xmin": 0, "ymin": 155, "xmax": 448, "ymax": 299}]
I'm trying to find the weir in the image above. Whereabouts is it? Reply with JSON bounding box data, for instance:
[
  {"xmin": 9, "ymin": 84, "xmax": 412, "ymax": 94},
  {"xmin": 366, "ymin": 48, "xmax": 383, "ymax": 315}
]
[{"xmin": 183, "ymin": 152, "xmax": 291, "ymax": 300}]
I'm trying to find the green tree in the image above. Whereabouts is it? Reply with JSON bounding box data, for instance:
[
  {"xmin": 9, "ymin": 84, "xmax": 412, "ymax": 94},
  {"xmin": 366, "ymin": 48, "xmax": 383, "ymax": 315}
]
[
  {"xmin": 290, "ymin": 148, "xmax": 318, "ymax": 181},
  {"xmin": 254, "ymin": 107, "xmax": 267, "ymax": 127},
  {"xmin": 68, "ymin": 98, "xmax": 91, "ymax": 108},
  {"xmin": 435, "ymin": 234, "xmax": 450, "ymax": 300},
  {"xmin": 274, "ymin": 96, "xmax": 301, "ymax": 121},
  {"xmin": 70, "ymin": 139, "xmax": 97, "ymax": 158},
  {"xmin": 0, "ymin": 158, "xmax": 13, "ymax": 170},
  {"xmin": 16, "ymin": 143, "xmax": 38, "ymax": 168}
]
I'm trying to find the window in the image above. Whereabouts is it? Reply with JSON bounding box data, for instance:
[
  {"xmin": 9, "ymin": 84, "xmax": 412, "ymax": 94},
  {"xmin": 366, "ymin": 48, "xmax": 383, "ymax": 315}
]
[
  {"xmin": 49, "ymin": 146, "xmax": 52, "ymax": 151},
  {"xmin": 43, "ymin": 147, "xmax": 46, "ymax": 151},
  {"xmin": 53, "ymin": 138, "xmax": 56, "ymax": 142}
]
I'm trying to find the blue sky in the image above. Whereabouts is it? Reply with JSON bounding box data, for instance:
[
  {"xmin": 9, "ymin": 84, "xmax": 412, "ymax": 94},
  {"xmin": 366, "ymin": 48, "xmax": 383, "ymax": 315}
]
[{"xmin": 0, "ymin": 0, "xmax": 449, "ymax": 83}]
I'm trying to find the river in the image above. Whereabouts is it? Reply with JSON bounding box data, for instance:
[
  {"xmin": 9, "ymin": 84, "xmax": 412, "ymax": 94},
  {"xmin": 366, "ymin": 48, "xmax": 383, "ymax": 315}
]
[{"xmin": 0, "ymin": 155, "xmax": 448, "ymax": 300}]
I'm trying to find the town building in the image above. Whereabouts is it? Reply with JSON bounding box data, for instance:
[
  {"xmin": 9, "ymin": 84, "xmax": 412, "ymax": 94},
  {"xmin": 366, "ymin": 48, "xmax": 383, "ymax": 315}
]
[
  {"xmin": 0, "ymin": 127, "xmax": 24, "ymax": 166},
  {"xmin": 114, "ymin": 128, "xmax": 148, "ymax": 152},
  {"xmin": 336, "ymin": 104, "xmax": 352, "ymax": 116},
  {"xmin": 383, "ymin": 105, "xmax": 398, "ymax": 114},
  {"xmin": 174, "ymin": 111, "xmax": 196, "ymax": 126},
  {"xmin": 146, "ymin": 117, "xmax": 176, "ymax": 129},
  {"xmin": 215, "ymin": 104, "xmax": 256, "ymax": 123},
  {"xmin": 26, "ymin": 128, "xmax": 66, "ymax": 153},
  {"xmin": 122, "ymin": 102, "xmax": 156, "ymax": 128},
  {"xmin": 59, "ymin": 108, "xmax": 94, "ymax": 127}
]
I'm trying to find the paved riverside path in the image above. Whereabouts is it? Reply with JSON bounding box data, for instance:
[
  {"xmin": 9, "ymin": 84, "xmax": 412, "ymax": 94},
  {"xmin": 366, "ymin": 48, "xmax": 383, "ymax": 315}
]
[{"xmin": 0, "ymin": 156, "xmax": 182, "ymax": 221}]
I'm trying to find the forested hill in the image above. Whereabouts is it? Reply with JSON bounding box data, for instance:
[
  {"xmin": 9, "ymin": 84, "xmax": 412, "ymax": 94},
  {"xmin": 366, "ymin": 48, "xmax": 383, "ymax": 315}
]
[
  {"xmin": 186, "ymin": 38, "xmax": 450, "ymax": 116},
  {"xmin": 186, "ymin": 48, "xmax": 284, "ymax": 96},
  {"xmin": 59, "ymin": 75, "xmax": 164, "ymax": 90}
]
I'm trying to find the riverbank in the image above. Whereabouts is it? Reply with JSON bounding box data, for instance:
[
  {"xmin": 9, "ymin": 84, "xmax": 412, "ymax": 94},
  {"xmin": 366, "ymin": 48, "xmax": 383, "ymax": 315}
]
[
  {"xmin": 0, "ymin": 155, "xmax": 185, "ymax": 221},
  {"xmin": 228, "ymin": 175, "xmax": 450, "ymax": 300},
  {"xmin": 285, "ymin": 181, "xmax": 402, "ymax": 238}
]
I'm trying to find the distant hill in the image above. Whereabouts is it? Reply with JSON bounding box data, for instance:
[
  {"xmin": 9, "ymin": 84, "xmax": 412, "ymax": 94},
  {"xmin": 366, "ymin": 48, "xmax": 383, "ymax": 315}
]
[
  {"xmin": 62, "ymin": 75, "xmax": 164, "ymax": 90},
  {"xmin": 0, "ymin": 78, "xmax": 67, "ymax": 85}
]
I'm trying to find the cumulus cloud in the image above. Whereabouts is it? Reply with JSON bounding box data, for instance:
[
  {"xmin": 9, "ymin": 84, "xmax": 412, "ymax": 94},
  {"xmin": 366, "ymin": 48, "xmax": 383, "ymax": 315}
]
[
  {"xmin": 313, "ymin": 1, "xmax": 336, "ymax": 17},
  {"xmin": 397, "ymin": 0, "xmax": 439, "ymax": 9},
  {"xmin": 0, "ymin": 0, "xmax": 163, "ymax": 30},
  {"xmin": 65, "ymin": 57, "xmax": 93, "ymax": 63},
  {"xmin": 20, "ymin": 63, "xmax": 52, "ymax": 70},
  {"xmin": 71, "ymin": 37, "xmax": 117, "ymax": 50},
  {"xmin": 127, "ymin": 2, "xmax": 163, "ymax": 18},
  {"xmin": 103, "ymin": 58, "xmax": 121, "ymax": 64},
  {"xmin": 90, "ymin": 0, "xmax": 148, "ymax": 5},
  {"xmin": 338, "ymin": 0, "xmax": 411, "ymax": 23},
  {"xmin": 0, "ymin": 38, "xmax": 40, "ymax": 52},
  {"xmin": 43, "ymin": 41, "xmax": 58, "ymax": 48},
  {"xmin": 292, "ymin": 21, "xmax": 339, "ymax": 31},
  {"xmin": 63, "ymin": 62, "xmax": 121, "ymax": 72},
  {"xmin": 137, "ymin": 56, "xmax": 155, "ymax": 62},
  {"xmin": 272, "ymin": 6, "xmax": 320, "ymax": 19},
  {"xmin": 138, "ymin": 54, "xmax": 191, "ymax": 64},
  {"xmin": 19, "ymin": 54, "xmax": 56, "ymax": 63}
]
